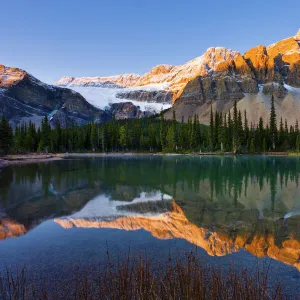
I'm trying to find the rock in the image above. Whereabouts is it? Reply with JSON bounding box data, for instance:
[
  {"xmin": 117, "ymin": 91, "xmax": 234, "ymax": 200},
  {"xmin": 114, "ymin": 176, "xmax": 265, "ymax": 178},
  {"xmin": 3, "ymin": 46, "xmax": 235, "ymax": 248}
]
[
  {"xmin": 116, "ymin": 90, "xmax": 172, "ymax": 104},
  {"xmin": 262, "ymin": 82, "xmax": 288, "ymax": 99},
  {"xmin": 106, "ymin": 102, "xmax": 154, "ymax": 120},
  {"xmin": 0, "ymin": 65, "xmax": 151, "ymax": 128},
  {"xmin": 244, "ymin": 45, "xmax": 269, "ymax": 82},
  {"xmin": 295, "ymin": 29, "xmax": 300, "ymax": 41},
  {"xmin": 167, "ymin": 31, "xmax": 300, "ymax": 126},
  {"xmin": 0, "ymin": 65, "xmax": 27, "ymax": 88}
]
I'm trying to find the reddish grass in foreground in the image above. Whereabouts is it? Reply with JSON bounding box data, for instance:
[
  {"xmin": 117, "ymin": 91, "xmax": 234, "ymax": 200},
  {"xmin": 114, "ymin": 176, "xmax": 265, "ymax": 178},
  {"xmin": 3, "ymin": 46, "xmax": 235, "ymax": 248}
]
[{"xmin": 0, "ymin": 252, "xmax": 290, "ymax": 300}]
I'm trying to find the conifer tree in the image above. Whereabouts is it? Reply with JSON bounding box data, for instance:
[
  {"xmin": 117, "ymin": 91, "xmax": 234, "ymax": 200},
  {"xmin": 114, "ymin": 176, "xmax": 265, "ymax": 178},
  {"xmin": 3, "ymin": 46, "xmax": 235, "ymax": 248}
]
[
  {"xmin": 244, "ymin": 110, "xmax": 249, "ymax": 148},
  {"xmin": 250, "ymin": 137, "xmax": 255, "ymax": 154},
  {"xmin": 296, "ymin": 135, "xmax": 300, "ymax": 152},
  {"xmin": 279, "ymin": 117, "xmax": 284, "ymax": 147},
  {"xmin": 90, "ymin": 122, "xmax": 98, "ymax": 151},
  {"xmin": 39, "ymin": 116, "xmax": 51, "ymax": 152},
  {"xmin": 295, "ymin": 120, "xmax": 299, "ymax": 135},
  {"xmin": 227, "ymin": 111, "xmax": 233, "ymax": 150},
  {"xmin": 119, "ymin": 125, "xmax": 127, "ymax": 150},
  {"xmin": 218, "ymin": 113, "xmax": 224, "ymax": 151},
  {"xmin": 237, "ymin": 110, "xmax": 243, "ymax": 147},
  {"xmin": 209, "ymin": 105, "xmax": 214, "ymax": 150},
  {"xmin": 159, "ymin": 111, "xmax": 165, "ymax": 151},
  {"xmin": 172, "ymin": 110, "xmax": 178, "ymax": 150},
  {"xmin": 0, "ymin": 116, "xmax": 13, "ymax": 155},
  {"xmin": 269, "ymin": 95, "xmax": 277, "ymax": 149},
  {"xmin": 232, "ymin": 101, "xmax": 239, "ymax": 153}
]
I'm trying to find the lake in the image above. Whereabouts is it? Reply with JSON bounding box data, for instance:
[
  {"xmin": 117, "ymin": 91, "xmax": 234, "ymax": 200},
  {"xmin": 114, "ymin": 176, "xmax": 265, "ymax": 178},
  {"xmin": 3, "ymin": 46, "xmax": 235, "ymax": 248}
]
[{"xmin": 0, "ymin": 155, "xmax": 300, "ymax": 297}]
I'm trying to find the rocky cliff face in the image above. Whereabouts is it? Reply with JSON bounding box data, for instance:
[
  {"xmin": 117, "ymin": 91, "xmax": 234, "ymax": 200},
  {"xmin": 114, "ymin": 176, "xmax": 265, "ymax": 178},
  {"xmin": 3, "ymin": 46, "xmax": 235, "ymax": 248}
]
[
  {"xmin": 54, "ymin": 200, "xmax": 300, "ymax": 271},
  {"xmin": 3, "ymin": 30, "xmax": 300, "ymax": 127},
  {"xmin": 0, "ymin": 65, "xmax": 153, "ymax": 127},
  {"xmin": 116, "ymin": 89, "xmax": 172, "ymax": 104},
  {"xmin": 54, "ymin": 30, "xmax": 300, "ymax": 126},
  {"xmin": 164, "ymin": 30, "xmax": 300, "ymax": 126},
  {"xmin": 107, "ymin": 102, "xmax": 153, "ymax": 119}
]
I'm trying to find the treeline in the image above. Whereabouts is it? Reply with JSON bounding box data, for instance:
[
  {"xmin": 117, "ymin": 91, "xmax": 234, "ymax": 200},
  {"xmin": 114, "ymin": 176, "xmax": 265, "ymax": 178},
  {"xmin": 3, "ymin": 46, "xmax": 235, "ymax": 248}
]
[
  {"xmin": 0, "ymin": 114, "xmax": 209, "ymax": 154},
  {"xmin": 0, "ymin": 95, "xmax": 300, "ymax": 154},
  {"xmin": 209, "ymin": 95, "xmax": 300, "ymax": 153}
]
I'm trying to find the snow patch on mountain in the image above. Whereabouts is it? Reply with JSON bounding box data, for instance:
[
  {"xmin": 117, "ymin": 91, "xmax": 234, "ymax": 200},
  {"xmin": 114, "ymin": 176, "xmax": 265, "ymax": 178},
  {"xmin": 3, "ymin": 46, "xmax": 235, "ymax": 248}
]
[
  {"xmin": 55, "ymin": 74, "xmax": 140, "ymax": 87},
  {"xmin": 64, "ymin": 191, "xmax": 172, "ymax": 219},
  {"xmin": 60, "ymin": 84, "xmax": 172, "ymax": 112}
]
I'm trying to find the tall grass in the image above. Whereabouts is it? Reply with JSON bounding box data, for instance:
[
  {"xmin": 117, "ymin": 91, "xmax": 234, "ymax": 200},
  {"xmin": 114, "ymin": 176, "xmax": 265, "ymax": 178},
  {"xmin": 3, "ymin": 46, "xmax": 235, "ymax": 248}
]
[{"xmin": 0, "ymin": 252, "xmax": 288, "ymax": 300}]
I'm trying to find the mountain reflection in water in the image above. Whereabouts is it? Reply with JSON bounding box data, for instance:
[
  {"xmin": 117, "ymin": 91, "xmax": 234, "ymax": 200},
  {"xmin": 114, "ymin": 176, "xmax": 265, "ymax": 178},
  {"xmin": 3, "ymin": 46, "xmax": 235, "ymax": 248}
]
[{"xmin": 0, "ymin": 156, "xmax": 300, "ymax": 271}]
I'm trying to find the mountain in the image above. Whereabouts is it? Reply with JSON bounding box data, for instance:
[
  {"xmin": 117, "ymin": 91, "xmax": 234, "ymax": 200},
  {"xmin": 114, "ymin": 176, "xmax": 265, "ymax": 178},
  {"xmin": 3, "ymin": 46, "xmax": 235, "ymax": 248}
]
[
  {"xmin": 55, "ymin": 29, "xmax": 300, "ymax": 126},
  {"xmin": 2, "ymin": 30, "xmax": 300, "ymax": 127},
  {"xmin": 165, "ymin": 30, "xmax": 300, "ymax": 125},
  {"xmin": 0, "ymin": 65, "xmax": 152, "ymax": 127},
  {"xmin": 54, "ymin": 75, "xmax": 172, "ymax": 113},
  {"xmin": 54, "ymin": 199, "xmax": 300, "ymax": 271}
]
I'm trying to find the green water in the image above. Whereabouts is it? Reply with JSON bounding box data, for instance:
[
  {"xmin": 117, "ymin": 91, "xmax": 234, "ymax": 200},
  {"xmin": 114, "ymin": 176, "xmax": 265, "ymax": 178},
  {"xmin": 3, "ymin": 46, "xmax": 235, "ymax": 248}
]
[{"xmin": 0, "ymin": 155, "xmax": 300, "ymax": 296}]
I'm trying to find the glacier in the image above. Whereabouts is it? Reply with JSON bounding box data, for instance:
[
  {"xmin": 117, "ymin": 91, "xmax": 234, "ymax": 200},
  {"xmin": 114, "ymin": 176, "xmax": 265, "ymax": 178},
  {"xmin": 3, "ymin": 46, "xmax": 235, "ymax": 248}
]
[{"xmin": 60, "ymin": 83, "xmax": 172, "ymax": 113}]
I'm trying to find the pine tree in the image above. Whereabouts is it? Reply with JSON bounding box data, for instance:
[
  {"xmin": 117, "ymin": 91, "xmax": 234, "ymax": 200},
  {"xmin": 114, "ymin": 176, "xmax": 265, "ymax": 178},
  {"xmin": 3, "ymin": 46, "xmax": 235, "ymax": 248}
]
[
  {"xmin": 223, "ymin": 114, "xmax": 228, "ymax": 151},
  {"xmin": 39, "ymin": 116, "xmax": 51, "ymax": 152},
  {"xmin": 244, "ymin": 110, "xmax": 249, "ymax": 149},
  {"xmin": 258, "ymin": 117, "xmax": 265, "ymax": 151},
  {"xmin": 263, "ymin": 137, "xmax": 267, "ymax": 153},
  {"xmin": 53, "ymin": 121, "xmax": 62, "ymax": 152},
  {"xmin": 14, "ymin": 126, "xmax": 22, "ymax": 153},
  {"xmin": 172, "ymin": 110, "xmax": 178, "ymax": 150},
  {"xmin": 218, "ymin": 113, "xmax": 224, "ymax": 151},
  {"xmin": 119, "ymin": 125, "xmax": 127, "ymax": 150},
  {"xmin": 24, "ymin": 121, "xmax": 35, "ymax": 152},
  {"xmin": 90, "ymin": 122, "xmax": 98, "ymax": 151},
  {"xmin": 214, "ymin": 111, "xmax": 219, "ymax": 148},
  {"xmin": 209, "ymin": 105, "xmax": 214, "ymax": 150},
  {"xmin": 232, "ymin": 101, "xmax": 239, "ymax": 153},
  {"xmin": 295, "ymin": 120, "xmax": 299, "ymax": 135},
  {"xmin": 0, "ymin": 116, "xmax": 13, "ymax": 155},
  {"xmin": 227, "ymin": 111, "xmax": 233, "ymax": 151},
  {"xmin": 250, "ymin": 137, "xmax": 255, "ymax": 154},
  {"xmin": 279, "ymin": 117, "xmax": 284, "ymax": 147},
  {"xmin": 237, "ymin": 110, "xmax": 243, "ymax": 147},
  {"xmin": 296, "ymin": 135, "xmax": 300, "ymax": 152},
  {"xmin": 269, "ymin": 95, "xmax": 277, "ymax": 150},
  {"xmin": 101, "ymin": 126, "xmax": 107, "ymax": 152},
  {"xmin": 189, "ymin": 115, "xmax": 197, "ymax": 150},
  {"xmin": 159, "ymin": 111, "xmax": 166, "ymax": 151}
]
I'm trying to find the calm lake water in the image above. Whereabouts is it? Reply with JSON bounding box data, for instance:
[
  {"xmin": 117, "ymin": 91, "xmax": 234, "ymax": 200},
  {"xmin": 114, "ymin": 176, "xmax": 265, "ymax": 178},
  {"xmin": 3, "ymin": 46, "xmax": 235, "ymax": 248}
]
[{"xmin": 0, "ymin": 155, "xmax": 300, "ymax": 296}]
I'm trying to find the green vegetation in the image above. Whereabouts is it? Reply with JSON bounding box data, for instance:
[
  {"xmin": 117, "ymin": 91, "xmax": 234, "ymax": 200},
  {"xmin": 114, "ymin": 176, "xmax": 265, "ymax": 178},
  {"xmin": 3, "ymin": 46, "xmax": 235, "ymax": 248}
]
[{"xmin": 1, "ymin": 96, "xmax": 300, "ymax": 154}]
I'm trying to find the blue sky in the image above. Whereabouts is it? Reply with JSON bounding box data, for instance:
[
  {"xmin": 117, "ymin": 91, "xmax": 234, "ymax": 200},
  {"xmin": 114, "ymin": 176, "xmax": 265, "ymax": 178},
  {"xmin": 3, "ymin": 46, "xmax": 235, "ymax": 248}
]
[{"xmin": 1, "ymin": 0, "xmax": 299, "ymax": 84}]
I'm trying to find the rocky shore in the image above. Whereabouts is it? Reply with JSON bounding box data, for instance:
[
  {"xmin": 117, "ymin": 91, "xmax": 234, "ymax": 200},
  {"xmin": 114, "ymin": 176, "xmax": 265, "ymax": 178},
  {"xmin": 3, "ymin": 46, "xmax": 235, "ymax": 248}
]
[
  {"xmin": 0, "ymin": 154, "xmax": 63, "ymax": 168},
  {"xmin": 0, "ymin": 152, "xmax": 293, "ymax": 169}
]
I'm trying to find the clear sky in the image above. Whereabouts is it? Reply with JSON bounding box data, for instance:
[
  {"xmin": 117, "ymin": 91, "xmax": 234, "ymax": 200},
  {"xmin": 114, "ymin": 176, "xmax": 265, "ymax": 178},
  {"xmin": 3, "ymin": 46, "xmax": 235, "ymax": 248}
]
[{"xmin": 1, "ymin": 0, "xmax": 299, "ymax": 84}]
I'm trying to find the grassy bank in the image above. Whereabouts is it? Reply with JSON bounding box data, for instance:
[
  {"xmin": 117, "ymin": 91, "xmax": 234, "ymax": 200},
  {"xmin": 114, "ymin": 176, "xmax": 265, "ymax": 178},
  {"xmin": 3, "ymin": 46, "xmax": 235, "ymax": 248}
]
[{"xmin": 0, "ymin": 253, "xmax": 287, "ymax": 300}]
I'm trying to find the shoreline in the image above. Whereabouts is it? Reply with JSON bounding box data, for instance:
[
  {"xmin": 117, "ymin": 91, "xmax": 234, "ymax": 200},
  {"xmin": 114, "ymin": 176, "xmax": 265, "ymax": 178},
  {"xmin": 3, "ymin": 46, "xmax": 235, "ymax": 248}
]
[
  {"xmin": 0, "ymin": 151, "xmax": 294, "ymax": 168},
  {"xmin": 0, "ymin": 154, "xmax": 63, "ymax": 169}
]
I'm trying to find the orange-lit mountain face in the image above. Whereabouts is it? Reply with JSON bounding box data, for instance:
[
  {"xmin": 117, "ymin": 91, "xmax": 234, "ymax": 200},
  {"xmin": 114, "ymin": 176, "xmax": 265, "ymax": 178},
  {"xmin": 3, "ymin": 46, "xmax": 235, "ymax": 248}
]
[
  {"xmin": 54, "ymin": 29, "xmax": 300, "ymax": 126},
  {"xmin": 54, "ymin": 200, "xmax": 300, "ymax": 271},
  {"xmin": 0, "ymin": 65, "xmax": 27, "ymax": 88},
  {"xmin": 2, "ymin": 30, "xmax": 300, "ymax": 127},
  {"xmin": 0, "ymin": 218, "xmax": 26, "ymax": 240},
  {"xmin": 55, "ymin": 29, "xmax": 300, "ymax": 97}
]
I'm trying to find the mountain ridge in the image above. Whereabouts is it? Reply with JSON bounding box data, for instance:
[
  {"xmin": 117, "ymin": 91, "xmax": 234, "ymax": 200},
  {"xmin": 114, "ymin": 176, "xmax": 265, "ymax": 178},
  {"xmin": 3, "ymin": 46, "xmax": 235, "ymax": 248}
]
[
  {"xmin": 1, "ymin": 29, "xmax": 300, "ymax": 127},
  {"xmin": 54, "ymin": 29, "xmax": 300, "ymax": 126},
  {"xmin": 0, "ymin": 65, "xmax": 153, "ymax": 127}
]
